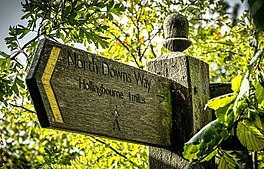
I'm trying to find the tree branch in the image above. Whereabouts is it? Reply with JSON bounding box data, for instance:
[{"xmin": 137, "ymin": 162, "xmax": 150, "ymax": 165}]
[
  {"xmin": 10, "ymin": 31, "xmax": 45, "ymax": 60},
  {"xmin": 108, "ymin": 30, "xmax": 141, "ymax": 68},
  {"xmin": 149, "ymin": 28, "xmax": 162, "ymax": 42},
  {"xmin": 147, "ymin": 30, "xmax": 161, "ymax": 59},
  {"xmin": 203, "ymin": 49, "xmax": 243, "ymax": 56},
  {"xmin": 10, "ymin": 6, "xmax": 51, "ymax": 61},
  {"xmin": 89, "ymin": 136, "xmax": 140, "ymax": 168},
  {"xmin": 9, "ymin": 103, "xmax": 36, "ymax": 114},
  {"xmin": 141, "ymin": 47, "xmax": 148, "ymax": 61},
  {"xmin": 150, "ymin": 43, "xmax": 157, "ymax": 58},
  {"xmin": 112, "ymin": 18, "xmax": 143, "ymax": 66}
]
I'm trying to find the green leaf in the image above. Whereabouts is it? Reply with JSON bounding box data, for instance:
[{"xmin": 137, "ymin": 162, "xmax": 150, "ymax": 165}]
[
  {"xmin": 21, "ymin": 12, "xmax": 32, "ymax": 20},
  {"xmin": 237, "ymin": 75, "xmax": 250, "ymax": 101},
  {"xmin": 0, "ymin": 58, "xmax": 4, "ymax": 66},
  {"xmin": 79, "ymin": 28, "xmax": 84, "ymax": 39},
  {"xmin": 0, "ymin": 51, "xmax": 10, "ymax": 58},
  {"xmin": 18, "ymin": 28, "xmax": 30, "ymax": 39},
  {"xmin": 250, "ymin": 111, "xmax": 264, "ymax": 132},
  {"xmin": 237, "ymin": 120, "xmax": 264, "ymax": 151},
  {"xmin": 11, "ymin": 83, "xmax": 19, "ymax": 96},
  {"xmin": 253, "ymin": 81, "xmax": 264, "ymax": 107},
  {"xmin": 233, "ymin": 74, "xmax": 250, "ymax": 117},
  {"xmin": 215, "ymin": 104, "xmax": 234, "ymax": 127},
  {"xmin": 218, "ymin": 151, "xmax": 237, "ymax": 169},
  {"xmin": 231, "ymin": 75, "xmax": 243, "ymax": 92},
  {"xmin": 248, "ymin": 0, "xmax": 264, "ymax": 30},
  {"xmin": 15, "ymin": 77, "xmax": 25, "ymax": 89},
  {"xmin": 183, "ymin": 120, "xmax": 228, "ymax": 162},
  {"xmin": 207, "ymin": 93, "xmax": 236, "ymax": 110},
  {"xmin": 202, "ymin": 148, "xmax": 218, "ymax": 162}
]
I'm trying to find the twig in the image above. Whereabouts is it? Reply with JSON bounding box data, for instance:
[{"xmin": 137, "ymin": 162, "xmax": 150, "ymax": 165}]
[
  {"xmin": 136, "ymin": 2, "xmax": 144, "ymax": 21},
  {"xmin": 135, "ymin": 3, "xmax": 146, "ymax": 61},
  {"xmin": 147, "ymin": 30, "xmax": 161, "ymax": 59},
  {"xmin": 10, "ymin": 5, "xmax": 50, "ymax": 61},
  {"xmin": 149, "ymin": 28, "xmax": 162, "ymax": 42},
  {"xmin": 10, "ymin": 31, "xmax": 45, "ymax": 60},
  {"xmin": 134, "ymin": 19, "xmax": 142, "ymax": 61},
  {"xmin": 9, "ymin": 103, "xmax": 36, "ymax": 114},
  {"xmin": 125, "ymin": 14, "xmax": 142, "ymax": 60},
  {"xmin": 108, "ymin": 30, "xmax": 141, "ymax": 68},
  {"xmin": 150, "ymin": 43, "xmax": 157, "ymax": 58},
  {"xmin": 207, "ymin": 41, "xmax": 236, "ymax": 46},
  {"xmin": 111, "ymin": 21, "xmax": 138, "ymax": 52},
  {"xmin": 140, "ymin": 47, "xmax": 148, "ymax": 62},
  {"xmin": 13, "ymin": 58, "xmax": 24, "ymax": 68},
  {"xmin": 203, "ymin": 49, "xmax": 243, "ymax": 56},
  {"xmin": 89, "ymin": 136, "xmax": 140, "ymax": 168}
]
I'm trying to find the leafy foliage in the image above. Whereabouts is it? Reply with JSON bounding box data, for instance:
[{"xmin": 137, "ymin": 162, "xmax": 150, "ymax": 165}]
[
  {"xmin": 237, "ymin": 120, "xmax": 264, "ymax": 151},
  {"xmin": 248, "ymin": 0, "xmax": 264, "ymax": 30},
  {"xmin": 218, "ymin": 150, "xmax": 237, "ymax": 169},
  {"xmin": 184, "ymin": 20, "xmax": 264, "ymax": 169},
  {"xmin": 1, "ymin": 0, "xmax": 264, "ymax": 168},
  {"xmin": 184, "ymin": 48, "xmax": 264, "ymax": 167},
  {"xmin": 1, "ymin": 0, "xmax": 148, "ymax": 168},
  {"xmin": 183, "ymin": 119, "xmax": 228, "ymax": 162}
]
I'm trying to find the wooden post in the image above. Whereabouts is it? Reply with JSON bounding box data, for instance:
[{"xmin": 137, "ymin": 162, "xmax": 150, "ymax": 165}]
[{"xmin": 147, "ymin": 13, "xmax": 211, "ymax": 168}]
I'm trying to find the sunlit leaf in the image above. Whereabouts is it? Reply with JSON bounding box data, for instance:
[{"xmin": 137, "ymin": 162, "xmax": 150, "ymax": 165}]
[
  {"xmin": 15, "ymin": 77, "xmax": 25, "ymax": 89},
  {"xmin": 253, "ymin": 81, "xmax": 264, "ymax": 107},
  {"xmin": 201, "ymin": 148, "xmax": 218, "ymax": 162},
  {"xmin": 215, "ymin": 104, "xmax": 234, "ymax": 128},
  {"xmin": 207, "ymin": 93, "xmax": 236, "ymax": 110},
  {"xmin": 237, "ymin": 75, "xmax": 250, "ymax": 101},
  {"xmin": 233, "ymin": 74, "xmax": 250, "ymax": 117},
  {"xmin": 231, "ymin": 75, "xmax": 243, "ymax": 92},
  {"xmin": 237, "ymin": 120, "xmax": 264, "ymax": 151},
  {"xmin": 250, "ymin": 110, "xmax": 264, "ymax": 132}
]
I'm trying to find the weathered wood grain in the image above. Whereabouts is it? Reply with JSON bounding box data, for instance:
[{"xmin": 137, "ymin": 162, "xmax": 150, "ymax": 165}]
[
  {"xmin": 209, "ymin": 82, "xmax": 232, "ymax": 98},
  {"xmin": 26, "ymin": 38, "xmax": 175, "ymax": 147},
  {"xmin": 147, "ymin": 52, "xmax": 211, "ymax": 168}
]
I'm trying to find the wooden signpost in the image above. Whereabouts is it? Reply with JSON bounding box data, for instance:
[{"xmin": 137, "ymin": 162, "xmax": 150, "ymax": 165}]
[
  {"xmin": 26, "ymin": 38, "xmax": 173, "ymax": 148},
  {"xmin": 26, "ymin": 13, "xmax": 214, "ymax": 168}
]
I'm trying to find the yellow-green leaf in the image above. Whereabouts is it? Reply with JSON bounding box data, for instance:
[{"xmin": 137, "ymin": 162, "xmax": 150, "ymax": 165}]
[
  {"xmin": 253, "ymin": 81, "xmax": 264, "ymax": 107},
  {"xmin": 233, "ymin": 75, "xmax": 250, "ymax": 117},
  {"xmin": 207, "ymin": 94, "xmax": 236, "ymax": 110},
  {"xmin": 218, "ymin": 151, "xmax": 237, "ymax": 169},
  {"xmin": 237, "ymin": 120, "xmax": 264, "ymax": 151},
  {"xmin": 231, "ymin": 75, "xmax": 243, "ymax": 92},
  {"xmin": 237, "ymin": 75, "xmax": 250, "ymax": 101},
  {"xmin": 252, "ymin": 112, "xmax": 264, "ymax": 132},
  {"xmin": 183, "ymin": 120, "xmax": 227, "ymax": 162}
]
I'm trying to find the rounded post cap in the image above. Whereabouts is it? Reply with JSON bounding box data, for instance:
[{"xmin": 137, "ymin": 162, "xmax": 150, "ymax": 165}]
[{"xmin": 163, "ymin": 13, "xmax": 192, "ymax": 52}]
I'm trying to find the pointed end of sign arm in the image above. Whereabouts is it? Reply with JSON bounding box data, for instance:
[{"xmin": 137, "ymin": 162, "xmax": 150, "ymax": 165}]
[
  {"xmin": 26, "ymin": 38, "xmax": 65, "ymax": 127},
  {"xmin": 26, "ymin": 39, "xmax": 51, "ymax": 127}
]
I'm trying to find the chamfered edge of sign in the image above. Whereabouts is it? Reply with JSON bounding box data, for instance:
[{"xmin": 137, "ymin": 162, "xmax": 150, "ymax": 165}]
[{"xmin": 26, "ymin": 38, "xmax": 50, "ymax": 128}]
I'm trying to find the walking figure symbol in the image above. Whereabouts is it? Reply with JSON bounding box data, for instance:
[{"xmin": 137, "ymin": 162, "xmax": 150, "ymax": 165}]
[{"xmin": 112, "ymin": 106, "xmax": 120, "ymax": 131}]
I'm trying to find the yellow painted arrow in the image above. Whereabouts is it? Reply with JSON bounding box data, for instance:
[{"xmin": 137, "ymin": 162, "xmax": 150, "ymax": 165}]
[{"xmin": 42, "ymin": 46, "xmax": 64, "ymax": 123}]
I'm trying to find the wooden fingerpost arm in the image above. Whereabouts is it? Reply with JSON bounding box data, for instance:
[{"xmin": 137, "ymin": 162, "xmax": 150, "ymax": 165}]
[{"xmin": 147, "ymin": 13, "xmax": 212, "ymax": 169}]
